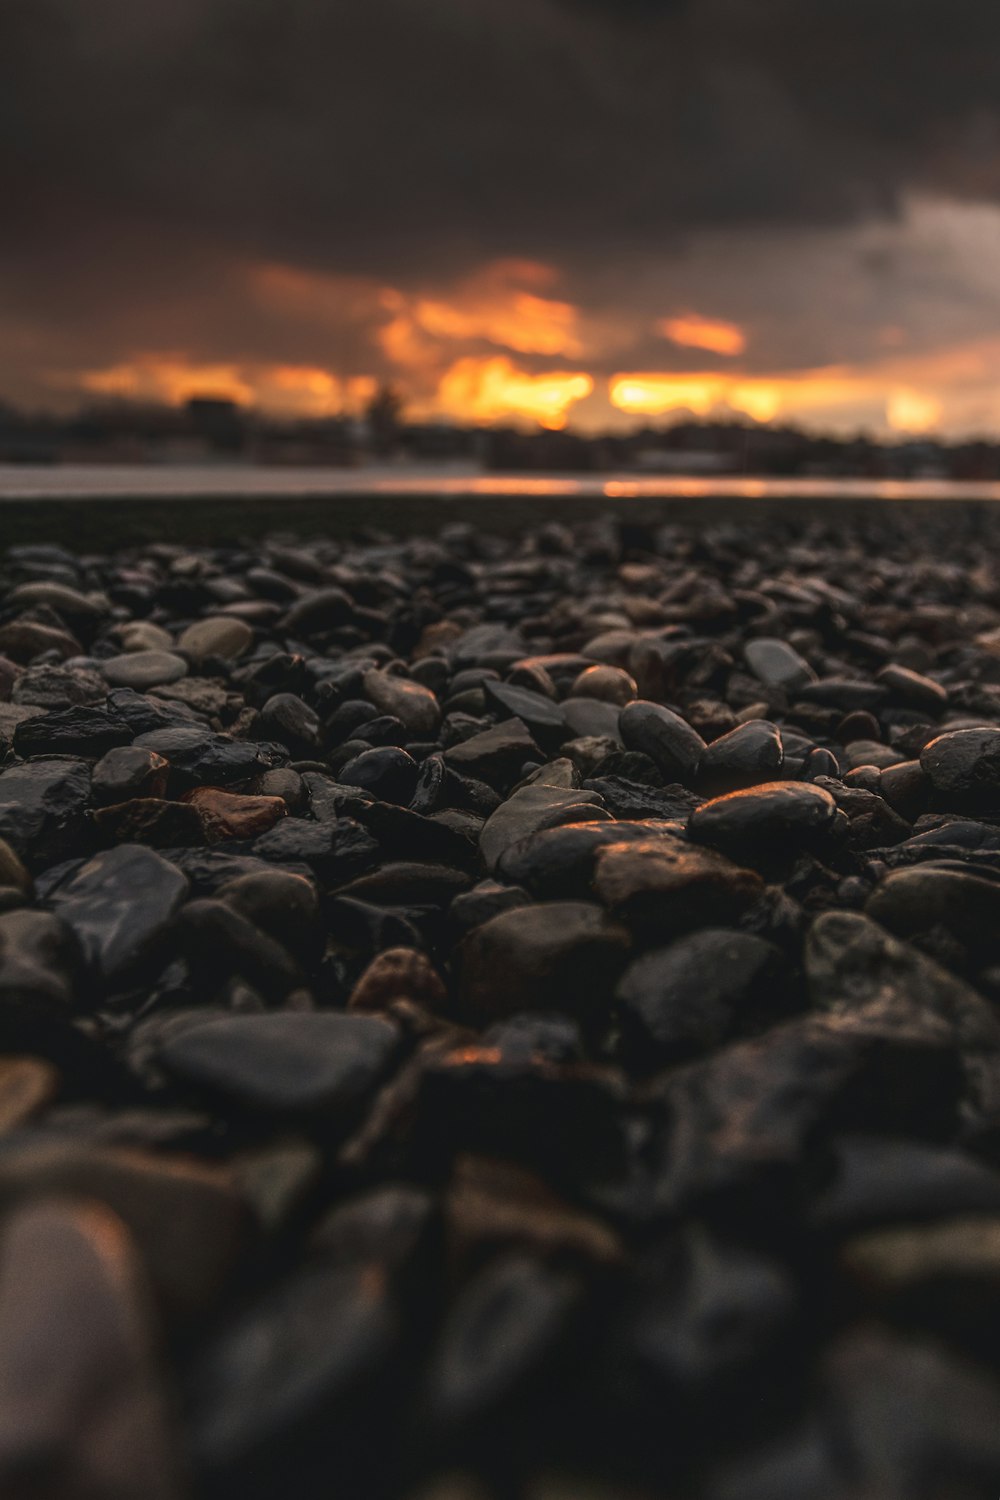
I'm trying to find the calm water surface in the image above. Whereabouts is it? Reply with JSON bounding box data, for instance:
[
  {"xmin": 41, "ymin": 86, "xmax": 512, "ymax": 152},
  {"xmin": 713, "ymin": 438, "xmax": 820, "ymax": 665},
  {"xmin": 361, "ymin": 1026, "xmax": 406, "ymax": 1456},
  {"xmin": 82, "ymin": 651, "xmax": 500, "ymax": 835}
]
[{"xmin": 4, "ymin": 464, "xmax": 1000, "ymax": 502}]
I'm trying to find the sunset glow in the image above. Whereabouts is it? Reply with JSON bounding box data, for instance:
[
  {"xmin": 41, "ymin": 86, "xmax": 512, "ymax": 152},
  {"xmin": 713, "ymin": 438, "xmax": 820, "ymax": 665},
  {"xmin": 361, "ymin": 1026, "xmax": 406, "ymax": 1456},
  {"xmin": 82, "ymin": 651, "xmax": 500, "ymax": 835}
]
[
  {"xmin": 433, "ymin": 356, "xmax": 594, "ymax": 429},
  {"xmin": 78, "ymin": 358, "xmax": 378, "ymax": 417},
  {"xmin": 658, "ymin": 314, "xmax": 747, "ymax": 358}
]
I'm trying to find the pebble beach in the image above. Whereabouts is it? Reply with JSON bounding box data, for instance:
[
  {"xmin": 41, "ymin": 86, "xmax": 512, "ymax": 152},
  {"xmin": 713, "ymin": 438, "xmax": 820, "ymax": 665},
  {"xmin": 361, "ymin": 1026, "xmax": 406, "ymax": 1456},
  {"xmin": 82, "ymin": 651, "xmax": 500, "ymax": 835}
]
[{"xmin": 3, "ymin": 507, "xmax": 1000, "ymax": 1496}]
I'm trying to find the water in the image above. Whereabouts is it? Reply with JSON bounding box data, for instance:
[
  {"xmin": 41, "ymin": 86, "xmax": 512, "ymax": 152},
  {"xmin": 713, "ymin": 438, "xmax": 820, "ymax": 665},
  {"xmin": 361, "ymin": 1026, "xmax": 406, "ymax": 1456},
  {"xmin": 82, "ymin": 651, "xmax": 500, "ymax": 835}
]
[{"xmin": 3, "ymin": 463, "xmax": 1000, "ymax": 502}]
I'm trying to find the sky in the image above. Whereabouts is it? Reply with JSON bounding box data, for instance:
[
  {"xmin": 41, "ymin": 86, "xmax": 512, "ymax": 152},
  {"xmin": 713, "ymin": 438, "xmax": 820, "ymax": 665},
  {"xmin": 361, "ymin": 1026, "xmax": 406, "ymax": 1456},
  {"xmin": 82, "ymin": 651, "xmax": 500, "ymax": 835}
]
[{"xmin": 6, "ymin": 0, "xmax": 1000, "ymax": 436}]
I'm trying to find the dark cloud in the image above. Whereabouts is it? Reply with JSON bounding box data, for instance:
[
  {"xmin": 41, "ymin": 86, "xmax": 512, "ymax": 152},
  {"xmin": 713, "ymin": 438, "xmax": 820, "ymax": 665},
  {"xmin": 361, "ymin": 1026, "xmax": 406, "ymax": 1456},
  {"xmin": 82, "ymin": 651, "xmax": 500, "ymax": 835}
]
[{"xmin": 5, "ymin": 0, "xmax": 1000, "ymax": 285}]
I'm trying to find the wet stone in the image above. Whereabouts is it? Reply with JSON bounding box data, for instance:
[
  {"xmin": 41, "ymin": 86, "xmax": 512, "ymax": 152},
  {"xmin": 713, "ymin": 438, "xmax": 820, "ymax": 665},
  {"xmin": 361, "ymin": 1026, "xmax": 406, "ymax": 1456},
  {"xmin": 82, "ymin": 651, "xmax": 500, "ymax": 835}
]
[
  {"xmin": 93, "ymin": 797, "xmax": 205, "ymax": 848},
  {"xmin": 177, "ymin": 615, "xmax": 253, "ymax": 662},
  {"xmin": 0, "ymin": 1200, "xmax": 181, "ymax": 1500},
  {"xmin": 688, "ymin": 781, "xmax": 840, "ymax": 864},
  {"xmin": 0, "ymin": 758, "xmax": 92, "ymax": 870},
  {"xmin": 158, "ymin": 1012, "xmax": 402, "ymax": 1119},
  {"xmin": 920, "ymin": 727, "xmax": 1000, "ymax": 807},
  {"xmin": 92, "ymin": 745, "xmax": 170, "ymax": 804},
  {"xmin": 479, "ymin": 783, "xmax": 610, "ymax": 872},
  {"xmin": 616, "ymin": 928, "xmax": 789, "ymax": 1070},
  {"xmin": 184, "ymin": 786, "xmax": 287, "ymax": 842},
  {"xmin": 47, "ymin": 844, "xmax": 189, "ymax": 986},
  {"xmin": 339, "ymin": 746, "xmax": 419, "ymax": 805},
  {"xmin": 13, "ymin": 704, "xmax": 133, "ymax": 759},
  {"xmin": 364, "ymin": 667, "xmax": 441, "ymax": 735},
  {"xmin": 443, "ymin": 718, "xmax": 540, "ymax": 788},
  {"xmin": 697, "ymin": 719, "xmax": 784, "ymax": 794},
  {"xmin": 593, "ymin": 836, "xmax": 763, "ymax": 937},
  {"xmin": 102, "ymin": 650, "xmax": 188, "ymax": 689},
  {"xmin": 744, "ymin": 638, "xmax": 816, "ymax": 692},
  {"xmin": 457, "ymin": 901, "xmax": 630, "ymax": 1029},
  {"xmin": 619, "ymin": 700, "xmax": 706, "ymax": 782}
]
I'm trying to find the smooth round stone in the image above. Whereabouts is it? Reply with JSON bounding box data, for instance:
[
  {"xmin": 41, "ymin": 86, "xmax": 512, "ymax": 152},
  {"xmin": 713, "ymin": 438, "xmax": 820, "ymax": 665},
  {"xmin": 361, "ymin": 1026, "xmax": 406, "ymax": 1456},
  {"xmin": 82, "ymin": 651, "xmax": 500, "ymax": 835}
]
[
  {"xmin": 616, "ymin": 928, "xmax": 787, "ymax": 1068},
  {"xmin": 876, "ymin": 664, "xmax": 948, "ymax": 712},
  {"xmin": 0, "ymin": 908, "xmax": 79, "ymax": 1009},
  {"xmin": 0, "ymin": 1200, "xmax": 180, "ymax": 1499},
  {"xmin": 256, "ymin": 767, "xmax": 305, "ymax": 812},
  {"xmin": 880, "ymin": 760, "xmax": 931, "ymax": 819},
  {"xmin": 844, "ymin": 739, "xmax": 905, "ymax": 770},
  {"xmin": 483, "ymin": 680, "xmax": 566, "ymax": 739},
  {"xmin": 258, "ymin": 693, "xmax": 321, "ymax": 756},
  {"xmin": 799, "ymin": 678, "xmax": 888, "ymax": 712},
  {"xmin": 619, "ymin": 701, "xmax": 707, "ymax": 782},
  {"xmin": 569, "ymin": 665, "xmax": 637, "ymax": 706},
  {"xmin": 581, "ymin": 630, "xmax": 637, "ymax": 667},
  {"xmin": 6, "ymin": 581, "xmax": 107, "ymax": 620},
  {"xmin": 157, "ymin": 1012, "xmax": 402, "ymax": 1118},
  {"xmin": 0, "ymin": 839, "xmax": 31, "ymax": 896},
  {"xmin": 0, "ymin": 1057, "xmax": 58, "ymax": 1130},
  {"xmin": 698, "ymin": 720, "xmax": 784, "ymax": 793},
  {"xmin": 178, "ymin": 617, "xmax": 253, "ymax": 662},
  {"xmin": 593, "ymin": 835, "xmax": 763, "ymax": 935},
  {"xmin": 217, "ymin": 869, "xmax": 320, "ymax": 964},
  {"xmin": 479, "ymin": 783, "xmax": 610, "ymax": 872},
  {"xmin": 867, "ymin": 867, "xmax": 1000, "ymax": 959},
  {"xmin": 92, "ymin": 745, "xmax": 170, "ymax": 805},
  {"xmin": 116, "ymin": 620, "xmax": 174, "ymax": 653},
  {"xmin": 283, "ymin": 586, "xmax": 355, "ymax": 634},
  {"xmin": 561, "ymin": 697, "xmax": 623, "ymax": 742},
  {"xmin": 102, "ymin": 651, "xmax": 188, "ymax": 690},
  {"xmin": 744, "ymin": 638, "xmax": 816, "ymax": 692},
  {"xmin": 338, "ymin": 747, "xmax": 419, "ymax": 806},
  {"xmin": 457, "ymin": 901, "xmax": 630, "ymax": 1028},
  {"xmin": 443, "ymin": 720, "xmax": 541, "ymax": 787},
  {"xmin": 348, "ymin": 946, "xmax": 447, "ymax": 1013},
  {"xmin": 0, "ymin": 1141, "xmax": 248, "ymax": 1321},
  {"xmin": 363, "ymin": 668, "xmax": 440, "ymax": 735},
  {"xmin": 689, "ymin": 781, "xmax": 839, "ymax": 860},
  {"xmin": 920, "ymin": 728, "xmax": 1000, "ymax": 805}
]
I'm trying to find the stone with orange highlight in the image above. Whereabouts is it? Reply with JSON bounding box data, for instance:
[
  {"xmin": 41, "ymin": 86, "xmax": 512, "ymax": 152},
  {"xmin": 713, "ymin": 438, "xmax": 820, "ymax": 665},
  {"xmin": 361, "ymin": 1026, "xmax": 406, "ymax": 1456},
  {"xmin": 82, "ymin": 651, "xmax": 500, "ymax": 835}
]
[{"xmin": 183, "ymin": 787, "xmax": 287, "ymax": 842}]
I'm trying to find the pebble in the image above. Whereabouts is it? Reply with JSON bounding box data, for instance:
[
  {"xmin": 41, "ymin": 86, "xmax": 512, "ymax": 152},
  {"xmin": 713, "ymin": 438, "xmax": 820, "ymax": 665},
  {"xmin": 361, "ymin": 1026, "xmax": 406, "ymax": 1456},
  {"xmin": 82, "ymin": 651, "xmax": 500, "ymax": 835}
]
[
  {"xmin": 177, "ymin": 616, "xmax": 253, "ymax": 662},
  {"xmin": 47, "ymin": 844, "xmax": 189, "ymax": 986},
  {"xmin": 697, "ymin": 718, "xmax": 784, "ymax": 793},
  {"xmin": 744, "ymin": 637, "xmax": 815, "ymax": 692},
  {"xmin": 619, "ymin": 700, "xmax": 706, "ymax": 782},
  {"xmin": 184, "ymin": 787, "xmax": 288, "ymax": 841},
  {"xmin": 92, "ymin": 744, "xmax": 171, "ymax": 804},
  {"xmin": 457, "ymin": 901, "xmax": 630, "ymax": 1029},
  {"xmin": 102, "ymin": 651, "xmax": 189, "ymax": 689},
  {"xmin": 364, "ymin": 668, "xmax": 441, "ymax": 735},
  {"xmin": 158, "ymin": 1012, "xmax": 402, "ymax": 1119},
  {"xmin": 0, "ymin": 1200, "xmax": 181, "ymax": 1499},
  {"xmin": 689, "ymin": 780, "xmax": 840, "ymax": 863},
  {"xmin": 616, "ymin": 928, "xmax": 788, "ymax": 1067},
  {"xmin": 921, "ymin": 727, "xmax": 1000, "ymax": 806}
]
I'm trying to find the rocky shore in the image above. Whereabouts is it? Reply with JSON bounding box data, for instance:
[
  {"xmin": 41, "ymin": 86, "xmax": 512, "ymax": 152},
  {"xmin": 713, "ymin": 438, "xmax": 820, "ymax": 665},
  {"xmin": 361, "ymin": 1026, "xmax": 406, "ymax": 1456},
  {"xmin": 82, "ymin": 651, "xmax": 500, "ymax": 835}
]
[{"xmin": 3, "ymin": 511, "xmax": 1000, "ymax": 1496}]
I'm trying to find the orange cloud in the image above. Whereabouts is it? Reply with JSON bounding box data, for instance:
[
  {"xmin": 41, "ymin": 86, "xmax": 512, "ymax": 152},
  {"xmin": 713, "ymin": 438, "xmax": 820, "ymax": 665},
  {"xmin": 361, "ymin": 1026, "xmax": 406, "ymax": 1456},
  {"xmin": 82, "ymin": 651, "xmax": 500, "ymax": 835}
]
[
  {"xmin": 77, "ymin": 356, "xmax": 377, "ymax": 417},
  {"xmin": 378, "ymin": 260, "xmax": 586, "ymax": 368},
  {"xmin": 658, "ymin": 314, "xmax": 747, "ymax": 358},
  {"xmin": 80, "ymin": 357, "xmax": 256, "ymax": 407},
  {"xmin": 432, "ymin": 356, "xmax": 593, "ymax": 429}
]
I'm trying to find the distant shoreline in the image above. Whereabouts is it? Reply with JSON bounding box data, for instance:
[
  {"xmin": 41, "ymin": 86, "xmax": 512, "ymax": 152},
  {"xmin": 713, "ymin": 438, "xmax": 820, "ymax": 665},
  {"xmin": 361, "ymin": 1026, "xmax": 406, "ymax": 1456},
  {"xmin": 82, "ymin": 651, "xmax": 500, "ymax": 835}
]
[{"xmin": 4, "ymin": 473, "xmax": 1000, "ymax": 549}]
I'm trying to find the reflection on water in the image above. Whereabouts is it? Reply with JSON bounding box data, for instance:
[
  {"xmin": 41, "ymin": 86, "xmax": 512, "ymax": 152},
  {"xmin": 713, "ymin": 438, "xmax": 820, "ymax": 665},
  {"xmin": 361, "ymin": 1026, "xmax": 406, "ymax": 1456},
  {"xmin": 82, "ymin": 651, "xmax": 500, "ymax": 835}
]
[{"xmin": 4, "ymin": 464, "xmax": 1000, "ymax": 502}]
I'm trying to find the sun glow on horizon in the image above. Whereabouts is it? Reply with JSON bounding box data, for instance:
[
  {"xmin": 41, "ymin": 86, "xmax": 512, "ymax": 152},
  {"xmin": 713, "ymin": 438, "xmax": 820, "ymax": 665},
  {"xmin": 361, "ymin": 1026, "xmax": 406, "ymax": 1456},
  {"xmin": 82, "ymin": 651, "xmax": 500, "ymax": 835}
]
[{"xmin": 431, "ymin": 356, "xmax": 594, "ymax": 429}]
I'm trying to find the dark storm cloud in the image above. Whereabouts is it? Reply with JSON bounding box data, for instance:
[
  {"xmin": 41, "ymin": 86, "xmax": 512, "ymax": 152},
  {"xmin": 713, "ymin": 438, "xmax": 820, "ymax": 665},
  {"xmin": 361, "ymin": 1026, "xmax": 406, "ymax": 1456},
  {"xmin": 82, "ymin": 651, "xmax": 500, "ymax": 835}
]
[{"xmin": 5, "ymin": 0, "xmax": 1000, "ymax": 283}]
